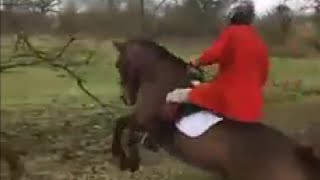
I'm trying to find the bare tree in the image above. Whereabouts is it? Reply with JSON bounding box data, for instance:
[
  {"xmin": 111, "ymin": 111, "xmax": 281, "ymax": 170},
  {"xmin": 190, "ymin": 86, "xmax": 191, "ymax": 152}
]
[
  {"xmin": 195, "ymin": 0, "xmax": 236, "ymax": 12},
  {"xmin": 275, "ymin": 2, "xmax": 293, "ymax": 41},
  {"xmin": 32, "ymin": 0, "xmax": 62, "ymax": 14},
  {"xmin": 58, "ymin": 0, "xmax": 78, "ymax": 34},
  {"xmin": 107, "ymin": 0, "xmax": 116, "ymax": 13},
  {"xmin": 1, "ymin": 0, "xmax": 26, "ymax": 11},
  {"xmin": 301, "ymin": 0, "xmax": 320, "ymax": 14},
  {"xmin": 138, "ymin": 0, "xmax": 170, "ymax": 36},
  {"xmin": 140, "ymin": 0, "xmax": 145, "ymax": 34},
  {"xmin": 1, "ymin": 0, "xmax": 62, "ymax": 14},
  {"xmin": 299, "ymin": 0, "xmax": 320, "ymax": 51}
]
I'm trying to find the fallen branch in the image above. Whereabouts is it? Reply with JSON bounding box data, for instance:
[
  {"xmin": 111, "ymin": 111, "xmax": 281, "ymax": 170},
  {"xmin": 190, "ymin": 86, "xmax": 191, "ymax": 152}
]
[
  {"xmin": 48, "ymin": 60, "xmax": 108, "ymax": 108},
  {"xmin": 24, "ymin": 34, "xmax": 110, "ymax": 108},
  {"xmin": 0, "ymin": 60, "xmax": 43, "ymax": 72},
  {"xmin": 1, "ymin": 32, "xmax": 119, "ymax": 113}
]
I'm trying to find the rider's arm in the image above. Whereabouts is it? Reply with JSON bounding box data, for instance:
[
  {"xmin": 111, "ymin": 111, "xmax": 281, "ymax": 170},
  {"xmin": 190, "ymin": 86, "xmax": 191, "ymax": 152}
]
[{"xmin": 197, "ymin": 28, "xmax": 231, "ymax": 66}]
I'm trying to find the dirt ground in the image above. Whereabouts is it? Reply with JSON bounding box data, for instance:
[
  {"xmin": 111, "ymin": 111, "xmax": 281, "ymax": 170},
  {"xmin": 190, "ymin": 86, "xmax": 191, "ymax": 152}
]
[{"xmin": 1, "ymin": 98, "xmax": 319, "ymax": 180}]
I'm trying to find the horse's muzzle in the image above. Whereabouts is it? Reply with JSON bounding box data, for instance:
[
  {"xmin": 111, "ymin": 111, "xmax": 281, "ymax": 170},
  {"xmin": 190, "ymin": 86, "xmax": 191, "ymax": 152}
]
[{"xmin": 120, "ymin": 95, "xmax": 134, "ymax": 106}]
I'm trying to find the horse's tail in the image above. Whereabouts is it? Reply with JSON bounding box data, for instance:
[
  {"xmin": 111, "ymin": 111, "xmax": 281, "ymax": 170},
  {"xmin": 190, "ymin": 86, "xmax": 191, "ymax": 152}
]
[{"xmin": 295, "ymin": 145, "xmax": 320, "ymax": 179}]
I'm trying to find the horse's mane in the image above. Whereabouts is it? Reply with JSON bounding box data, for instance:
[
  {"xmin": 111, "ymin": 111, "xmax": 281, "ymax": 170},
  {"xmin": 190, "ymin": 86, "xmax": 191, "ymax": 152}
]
[{"xmin": 127, "ymin": 39, "xmax": 187, "ymax": 66}]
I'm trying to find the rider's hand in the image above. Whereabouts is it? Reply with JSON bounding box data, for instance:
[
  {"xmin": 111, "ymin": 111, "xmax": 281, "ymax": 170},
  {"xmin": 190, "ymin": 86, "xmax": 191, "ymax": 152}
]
[
  {"xmin": 191, "ymin": 81, "xmax": 201, "ymax": 87},
  {"xmin": 166, "ymin": 88, "xmax": 192, "ymax": 103},
  {"xmin": 189, "ymin": 58, "xmax": 200, "ymax": 67}
]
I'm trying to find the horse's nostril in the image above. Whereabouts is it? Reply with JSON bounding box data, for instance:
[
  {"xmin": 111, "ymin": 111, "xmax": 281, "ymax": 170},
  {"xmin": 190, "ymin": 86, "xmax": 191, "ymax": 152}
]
[{"xmin": 120, "ymin": 95, "xmax": 130, "ymax": 105}]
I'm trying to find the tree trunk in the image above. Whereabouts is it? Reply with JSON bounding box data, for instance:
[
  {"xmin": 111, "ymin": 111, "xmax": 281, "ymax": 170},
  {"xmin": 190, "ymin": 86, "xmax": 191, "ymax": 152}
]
[
  {"xmin": 140, "ymin": 0, "xmax": 146, "ymax": 35},
  {"xmin": 108, "ymin": 0, "xmax": 115, "ymax": 14}
]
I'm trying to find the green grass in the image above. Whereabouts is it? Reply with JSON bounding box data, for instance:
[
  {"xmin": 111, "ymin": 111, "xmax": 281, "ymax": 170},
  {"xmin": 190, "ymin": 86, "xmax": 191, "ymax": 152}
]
[
  {"xmin": 0, "ymin": 34, "xmax": 319, "ymax": 180},
  {"xmin": 270, "ymin": 58, "xmax": 320, "ymax": 88},
  {"xmin": 1, "ymin": 35, "xmax": 320, "ymax": 106}
]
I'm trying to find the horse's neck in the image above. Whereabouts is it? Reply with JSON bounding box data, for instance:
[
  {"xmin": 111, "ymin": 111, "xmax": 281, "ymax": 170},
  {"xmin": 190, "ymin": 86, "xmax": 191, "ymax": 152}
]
[{"xmin": 156, "ymin": 61, "xmax": 189, "ymax": 88}]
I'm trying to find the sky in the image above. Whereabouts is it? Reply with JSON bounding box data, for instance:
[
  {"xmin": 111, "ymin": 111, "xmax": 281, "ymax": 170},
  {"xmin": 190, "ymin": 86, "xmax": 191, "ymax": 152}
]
[
  {"xmin": 162, "ymin": 0, "xmax": 307, "ymax": 15},
  {"xmin": 244, "ymin": 0, "xmax": 310, "ymax": 15},
  {"xmin": 254, "ymin": 0, "xmax": 282, "ymax": 14}
]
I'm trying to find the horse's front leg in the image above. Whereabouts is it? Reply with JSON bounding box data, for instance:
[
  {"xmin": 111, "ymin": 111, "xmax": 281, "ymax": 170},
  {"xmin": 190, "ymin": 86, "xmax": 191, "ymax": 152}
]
[
  {"xmin": 125, "ymin": 121, "xmax": 166, "ymax": 172},
  {"xmin": 111, "ymin": 114, "xmax": 160, "ymax": 172},
  {"xmin": 126, "ymin": 123, "xmax": 141, "ymax": 172},
  {"xmin": 111, "ymin": 115, "xmax": 130, "ymax": 170}
]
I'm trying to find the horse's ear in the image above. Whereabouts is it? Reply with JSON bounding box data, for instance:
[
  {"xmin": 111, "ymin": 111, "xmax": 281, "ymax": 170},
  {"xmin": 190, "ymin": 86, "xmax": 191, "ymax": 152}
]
[{"xmin": 112, "ymin": 41, "xmax": 125, "ymax": 52}]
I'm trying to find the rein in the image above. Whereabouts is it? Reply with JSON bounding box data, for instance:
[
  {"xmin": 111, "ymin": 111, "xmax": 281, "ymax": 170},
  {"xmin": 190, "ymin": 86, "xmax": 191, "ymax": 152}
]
[{"xmin": 186, "ymin": 65, "xmax": 206, "ymax": 83}]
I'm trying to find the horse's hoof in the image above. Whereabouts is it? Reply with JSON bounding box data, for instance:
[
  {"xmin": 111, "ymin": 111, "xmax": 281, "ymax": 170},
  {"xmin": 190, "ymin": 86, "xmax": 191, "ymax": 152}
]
[
  {"xmin": 143, "ymin": 141, "xmax": 160, "ymax": 153},
  {"xmin": 119, "ymin": 158, "xmax": 130, "ymax": 171},
  {"xmin": 130, "ymin": 166, "xmax": 139, "ymax": 172},
  {"xmin": 129, "ymin": 157, "xmax": 141, "ymax": 172},
  {"xmin": 143, "ymin": 142, "xmax": 160, "ymax": 153},
  {"xmin": 119, "ymin": 157, "xmax": 140, "ymax": 172}
]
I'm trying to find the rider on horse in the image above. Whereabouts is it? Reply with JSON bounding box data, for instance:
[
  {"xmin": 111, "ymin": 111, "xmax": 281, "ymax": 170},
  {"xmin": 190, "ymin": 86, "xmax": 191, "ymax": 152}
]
[{"xmin": 166, "ymin": 0, "xmax": 270, "ymax": 123}]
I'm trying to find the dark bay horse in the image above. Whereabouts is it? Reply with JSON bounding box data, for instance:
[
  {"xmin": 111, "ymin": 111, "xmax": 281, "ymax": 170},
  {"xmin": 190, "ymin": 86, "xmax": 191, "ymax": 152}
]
[{"xmin": 111, "ymin": 39, "xmax": 320, "ymax": 180}]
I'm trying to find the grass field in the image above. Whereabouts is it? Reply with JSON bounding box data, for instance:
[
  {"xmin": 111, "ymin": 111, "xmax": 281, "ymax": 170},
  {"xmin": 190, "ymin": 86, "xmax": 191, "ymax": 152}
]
[
  {"xmin": 1, "ymin": 34, "xmax": 320, "ymax": 180},
  {"xmin": 1, "ymin": 35, "xmax": 319, "ymax": 105}
]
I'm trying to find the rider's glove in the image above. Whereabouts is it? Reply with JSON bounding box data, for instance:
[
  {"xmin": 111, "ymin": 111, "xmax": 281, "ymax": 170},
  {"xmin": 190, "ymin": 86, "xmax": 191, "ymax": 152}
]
[
  {"xmin": 189, "ymin": 58, "xmax": 201, "ymax": 67},
  {"xmin": 166, "ymin": 88, "xmax": 192, "ymax": 103}
]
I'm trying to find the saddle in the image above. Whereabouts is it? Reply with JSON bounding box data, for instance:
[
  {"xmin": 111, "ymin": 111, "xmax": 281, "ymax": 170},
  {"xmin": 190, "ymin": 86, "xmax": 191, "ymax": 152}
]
[{"xmin": 162, "ymin": 103, "xmax": 207, "ymax": 122}]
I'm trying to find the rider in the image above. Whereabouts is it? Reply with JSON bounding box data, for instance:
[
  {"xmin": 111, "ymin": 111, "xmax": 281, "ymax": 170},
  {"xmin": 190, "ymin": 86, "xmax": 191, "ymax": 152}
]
[{"xmin": 166, "ymin": 0, "xmax": 269, "ymax": 123}]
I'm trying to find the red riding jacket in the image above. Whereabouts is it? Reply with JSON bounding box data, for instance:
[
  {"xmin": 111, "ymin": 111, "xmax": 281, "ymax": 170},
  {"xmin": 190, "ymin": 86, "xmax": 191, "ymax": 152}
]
[{"xmin": 189, "ymin": 25, "xmax": 269, "ymax": 123}]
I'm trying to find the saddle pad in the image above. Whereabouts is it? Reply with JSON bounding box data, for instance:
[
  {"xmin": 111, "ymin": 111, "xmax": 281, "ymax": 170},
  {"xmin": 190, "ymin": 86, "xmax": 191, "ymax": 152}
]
[{"xmin": 175, "ymin": 111, "xmax": 223, "ymax": 138}]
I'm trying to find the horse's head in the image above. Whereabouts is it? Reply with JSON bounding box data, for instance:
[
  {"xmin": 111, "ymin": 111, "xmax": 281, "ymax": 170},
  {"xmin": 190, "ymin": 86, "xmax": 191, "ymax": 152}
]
[
  {"xmin": 113, "ymin": 39, "xmax": 206, "ymax": 106},
  {"xmin": 113, "ymin": 40, "xmax": 140, "ymax": 106}
]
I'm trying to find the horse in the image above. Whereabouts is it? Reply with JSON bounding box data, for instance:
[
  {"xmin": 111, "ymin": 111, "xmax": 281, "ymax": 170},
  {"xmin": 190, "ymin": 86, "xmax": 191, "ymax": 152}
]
[{"xmin": 111, "ymin": 38, "xmax": 320, "ymax": 180}]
